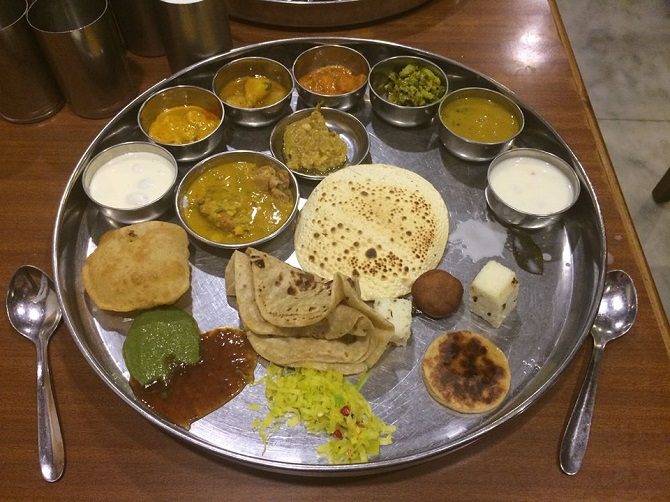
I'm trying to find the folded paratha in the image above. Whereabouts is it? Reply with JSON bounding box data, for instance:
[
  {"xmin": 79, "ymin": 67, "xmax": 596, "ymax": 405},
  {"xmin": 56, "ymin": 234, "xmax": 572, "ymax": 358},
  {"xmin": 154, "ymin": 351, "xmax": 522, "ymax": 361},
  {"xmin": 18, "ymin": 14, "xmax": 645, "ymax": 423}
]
[{"xmin": 226, "ymin": 248, "xmax": 394, "ymax": 374}]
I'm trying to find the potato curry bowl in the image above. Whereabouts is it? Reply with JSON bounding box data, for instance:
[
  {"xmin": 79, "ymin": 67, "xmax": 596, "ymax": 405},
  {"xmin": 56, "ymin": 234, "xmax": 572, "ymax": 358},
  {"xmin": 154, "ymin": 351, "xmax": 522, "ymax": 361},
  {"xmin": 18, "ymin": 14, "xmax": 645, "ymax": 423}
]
[{"xmin": 175, "ymin": 151, "xmax": 300, "ymax": 249}]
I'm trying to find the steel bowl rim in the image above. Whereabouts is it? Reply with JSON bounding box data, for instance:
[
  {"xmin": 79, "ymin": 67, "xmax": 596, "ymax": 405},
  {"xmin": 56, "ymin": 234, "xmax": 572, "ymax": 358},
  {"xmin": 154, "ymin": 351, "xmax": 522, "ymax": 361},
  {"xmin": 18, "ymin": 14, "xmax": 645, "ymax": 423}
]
[
  {"xmin": 486, "ymin": 147, "xmax": 582, "ymax": 219},
  {"xmin": 82, "ymin": 140, "xmax": 178, "ymax": 213},
  {"xmin": 268, "ymin": 106, "xmax": 370, "ymax": 181},
  {"xmin": 292, "ymin": 44, "xmax": 370, "ymax": 99},
  {"xmin": 438, "ymin": 86, "xmax": 525, "ymax": 146},
  {"xmin": 212, "ymin": 56, "xmax": 295, "ymax": 113},
  {"xmin": 174, "ymin": 149, "xmax": 301, "ymax": 249},
  {"xmin": 368, "ymin": 54, "xmax": 449, "ymax": 110},
  {"xmin": 137, "ymin": 84, "xmax": 225, "ymax": 148}
]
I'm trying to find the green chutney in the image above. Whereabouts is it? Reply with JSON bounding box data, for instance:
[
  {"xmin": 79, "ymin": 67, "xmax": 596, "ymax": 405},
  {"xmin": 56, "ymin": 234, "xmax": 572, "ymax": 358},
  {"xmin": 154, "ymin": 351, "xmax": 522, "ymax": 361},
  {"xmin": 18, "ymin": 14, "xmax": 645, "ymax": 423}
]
[{"xmin": 123, "ymin": 306, "xmax": 201, "ymax": 387}]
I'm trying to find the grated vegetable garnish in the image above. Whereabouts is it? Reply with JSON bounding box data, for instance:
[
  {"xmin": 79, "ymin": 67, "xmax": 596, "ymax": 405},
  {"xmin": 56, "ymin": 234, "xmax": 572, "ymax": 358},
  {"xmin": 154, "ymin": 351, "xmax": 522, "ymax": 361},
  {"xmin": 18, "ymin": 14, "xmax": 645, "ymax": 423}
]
[{"xmin": 251, "ymin": 364, "xmax": 395, "ymax": 464}]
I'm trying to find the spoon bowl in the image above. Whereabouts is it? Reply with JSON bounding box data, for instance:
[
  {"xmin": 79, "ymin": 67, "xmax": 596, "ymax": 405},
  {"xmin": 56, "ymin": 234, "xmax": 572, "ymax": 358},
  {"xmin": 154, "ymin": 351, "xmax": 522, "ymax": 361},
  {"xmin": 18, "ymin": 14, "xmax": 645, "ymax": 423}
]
[
  {"xmin": 6, "ymin": 265, "xmax": 65, "ymax": 482},
  {"xmin": 559, "ymin": 269, "xmax": 637, "ymax": 475}
]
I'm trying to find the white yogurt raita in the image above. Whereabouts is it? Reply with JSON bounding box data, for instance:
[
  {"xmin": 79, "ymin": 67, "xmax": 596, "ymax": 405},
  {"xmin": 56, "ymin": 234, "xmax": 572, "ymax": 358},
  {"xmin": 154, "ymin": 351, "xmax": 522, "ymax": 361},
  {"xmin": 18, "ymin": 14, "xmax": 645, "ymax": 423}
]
[
  {"xmin": 488, "ymin": 155, "xmax": 575, "ymax": 215},
  {"xmin": 88, "ymin": 151, "xmax": 175, "ymax": 209}
]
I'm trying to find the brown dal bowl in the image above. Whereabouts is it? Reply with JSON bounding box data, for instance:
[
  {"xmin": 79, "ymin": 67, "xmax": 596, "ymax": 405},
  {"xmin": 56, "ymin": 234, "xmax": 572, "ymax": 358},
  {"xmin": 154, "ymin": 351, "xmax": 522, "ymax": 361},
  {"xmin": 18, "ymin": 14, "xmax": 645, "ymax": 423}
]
[
  {"xmin": 212, "ymin": 57, "xmax": 294, "ymax": 127},
  {"xmin": 292, "ymin": 44, "xmax": 370, "ymax": 111},
  {"xmin": 175, "ymin": 150, "xmax": 300, "ymax": 250}
]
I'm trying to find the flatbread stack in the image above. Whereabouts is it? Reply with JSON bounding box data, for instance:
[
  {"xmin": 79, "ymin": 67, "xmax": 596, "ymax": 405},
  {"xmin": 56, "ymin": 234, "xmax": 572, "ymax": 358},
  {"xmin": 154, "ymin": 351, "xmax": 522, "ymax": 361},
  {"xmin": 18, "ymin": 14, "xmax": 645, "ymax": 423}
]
[
  {"xmin": 225, "ymin": 248, "xmax": 395, "ymax": 375},
  {"xmin": 294, "ymin": 163, "xmax": 449, "ymax": 301},
  {"xmin": 82, "ymin": 221, "xmax": 191, "ymax": 312}
]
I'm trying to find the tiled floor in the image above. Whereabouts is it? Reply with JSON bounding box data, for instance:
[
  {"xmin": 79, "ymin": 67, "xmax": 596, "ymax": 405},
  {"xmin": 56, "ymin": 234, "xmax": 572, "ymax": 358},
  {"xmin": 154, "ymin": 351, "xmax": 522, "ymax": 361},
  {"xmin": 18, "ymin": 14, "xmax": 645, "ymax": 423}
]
[{"xmin": 556, "ymin": 0, "xmax": 670, "ymax": 318}]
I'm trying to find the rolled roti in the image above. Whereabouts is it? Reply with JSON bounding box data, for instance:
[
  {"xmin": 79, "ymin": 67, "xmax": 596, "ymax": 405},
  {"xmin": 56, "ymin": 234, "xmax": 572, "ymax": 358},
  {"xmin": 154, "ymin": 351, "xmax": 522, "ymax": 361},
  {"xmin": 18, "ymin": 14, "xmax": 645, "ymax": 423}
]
[{"xmin": 226, "ymin": 248, "xmax": 394, "ymax": 374}]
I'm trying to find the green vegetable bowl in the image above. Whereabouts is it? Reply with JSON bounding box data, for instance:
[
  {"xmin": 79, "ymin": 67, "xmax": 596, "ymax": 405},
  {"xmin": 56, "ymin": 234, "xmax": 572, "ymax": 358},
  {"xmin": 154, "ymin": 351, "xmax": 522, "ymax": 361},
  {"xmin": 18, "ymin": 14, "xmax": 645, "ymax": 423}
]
[{"xmin": 369, "ymin": 55, "xmax": 448, "ymax": 127}]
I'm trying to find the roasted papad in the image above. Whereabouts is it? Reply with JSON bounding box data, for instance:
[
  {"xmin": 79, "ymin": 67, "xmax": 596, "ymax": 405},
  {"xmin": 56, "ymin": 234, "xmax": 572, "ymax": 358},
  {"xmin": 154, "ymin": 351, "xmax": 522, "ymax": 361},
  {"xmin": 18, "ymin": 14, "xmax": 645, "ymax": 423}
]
[
  {"xmin": 293, "ymin": 163, "xmax": 449, "ymax": 301},
  {"xmin": 225, "ymin": 248, "xmax": 395, "ymax": 374},
  {"xmin": 82, "ymin": 221, "xmax": 191, "ymax": 312}
]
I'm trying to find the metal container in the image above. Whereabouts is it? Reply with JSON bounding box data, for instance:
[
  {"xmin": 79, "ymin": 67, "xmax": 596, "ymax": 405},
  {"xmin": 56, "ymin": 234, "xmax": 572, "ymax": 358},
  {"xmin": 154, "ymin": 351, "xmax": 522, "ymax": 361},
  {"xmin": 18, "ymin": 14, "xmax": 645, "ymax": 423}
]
[
  {"xmin": 438, "ymin": 87, "xmax": 524, "ymax": 162},
  {"xmin": 212, "ymin": 57, "xmax": 294, "ymax": 127},
  {"xmin": 27, "ymin": 0, "xmax": 136, "ymax": 119},
  {"xmin": 82, "ymin": 142, "xmax": 178, "ymax": 224},
  {"xmin": 154, "ymin": 0, "xmax": 232, "ymax": 72},
  {"xmin": 175, "ymin": 150, "xmax": 300, "ymax": 249},
  {"xmin": 369, "ymin": 55, "xmax": 448, "ymax": 128},
  {"xmin": 0, "ymin": 0, "xmax": 65, "ymax": 123},
  {"xmin": 109, "ymin": 0, "xmax": 164, "ymax": 57},
  {"xmin": 138, "ymin": 85, "xmax": 224, "ymax": 162},
  {"xmin": 485, "ymin": 148, "xmax": 581, "ymax": 229},
  {"xmin": 292, "ymin": 44, "xmax": 369, "ymax": 111},
  {"xmin": 269, "ymin": 107, "xmax": 370, "ymax": 181},
  {"xmin": 224, "ymin": 0, "xmax": 432, "ymax": 28}
]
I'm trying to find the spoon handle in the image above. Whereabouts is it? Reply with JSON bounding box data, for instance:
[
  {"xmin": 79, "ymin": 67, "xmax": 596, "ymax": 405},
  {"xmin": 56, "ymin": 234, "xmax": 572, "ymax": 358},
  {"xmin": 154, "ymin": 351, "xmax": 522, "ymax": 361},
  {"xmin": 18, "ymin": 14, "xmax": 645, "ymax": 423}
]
[
  {"xmin": 559, "ymin": 340, "xmax": 604, "ymax": 475},
  {"xmin": 36, "ymin": 339, "xmax": 65, "ymax": 482}
]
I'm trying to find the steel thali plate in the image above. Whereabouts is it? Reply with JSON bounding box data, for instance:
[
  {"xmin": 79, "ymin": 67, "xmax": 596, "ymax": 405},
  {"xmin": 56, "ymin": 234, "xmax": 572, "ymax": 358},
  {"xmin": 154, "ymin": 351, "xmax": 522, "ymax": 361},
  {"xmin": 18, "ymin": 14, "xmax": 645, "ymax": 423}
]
[{"xmin": 53, "ymin": 38, "xmax": 606, "ymax": 475}]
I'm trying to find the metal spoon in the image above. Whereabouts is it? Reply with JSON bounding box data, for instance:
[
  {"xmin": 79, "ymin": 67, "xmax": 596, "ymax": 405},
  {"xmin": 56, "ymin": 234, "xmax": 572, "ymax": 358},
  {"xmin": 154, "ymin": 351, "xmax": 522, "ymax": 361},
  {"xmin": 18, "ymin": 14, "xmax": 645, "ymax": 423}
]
[
  {"xmin": 6, "ymin": 265, "xmax": 65, "ymax": 482},
  {"xmin": 559, "ymin": 269, "xmax": 637, "ymax": 475}
]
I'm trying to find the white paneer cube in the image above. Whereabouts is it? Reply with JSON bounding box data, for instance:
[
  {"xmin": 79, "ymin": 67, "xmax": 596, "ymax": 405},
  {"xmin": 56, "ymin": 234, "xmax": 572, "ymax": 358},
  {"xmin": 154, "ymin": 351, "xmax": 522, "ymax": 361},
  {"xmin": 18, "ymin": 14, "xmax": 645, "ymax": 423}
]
[
  {"xmin": 469, "ymin": 261, "xmax": 519, "ymax": 328},
  {"xmin": 373, "ymin": 297, "xmax": 412, "ymax": 346}
]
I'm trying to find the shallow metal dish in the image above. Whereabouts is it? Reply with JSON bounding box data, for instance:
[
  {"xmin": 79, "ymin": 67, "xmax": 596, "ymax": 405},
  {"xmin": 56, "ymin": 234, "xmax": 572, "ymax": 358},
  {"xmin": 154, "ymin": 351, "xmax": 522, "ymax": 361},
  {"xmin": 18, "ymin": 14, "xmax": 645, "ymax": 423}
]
[
  {"xmin": 53, "ymin": 38, "xmax": 606, "ymax": 476},
  {"xmin": 224, "ymin": 0, "xmax": 433, "ymax": 28},
  {"xmin": 269, "ymin": 107, "xmax": 370, "ymax": 180}
]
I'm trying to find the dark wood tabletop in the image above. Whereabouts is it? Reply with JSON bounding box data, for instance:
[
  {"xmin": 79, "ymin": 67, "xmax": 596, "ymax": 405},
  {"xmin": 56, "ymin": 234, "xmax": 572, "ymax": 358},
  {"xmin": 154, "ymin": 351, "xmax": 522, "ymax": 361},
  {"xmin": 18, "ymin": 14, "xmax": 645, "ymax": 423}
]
[{"xmin": 1, "ymin": 0, "xmax": 669, "ymax": 500}]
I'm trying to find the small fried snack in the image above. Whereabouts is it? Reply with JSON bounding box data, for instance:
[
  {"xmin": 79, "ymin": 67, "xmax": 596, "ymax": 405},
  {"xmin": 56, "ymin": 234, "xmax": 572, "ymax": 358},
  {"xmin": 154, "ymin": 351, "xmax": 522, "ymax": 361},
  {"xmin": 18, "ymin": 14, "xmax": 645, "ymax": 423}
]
[
  {"xmin": 422, "ymin": 330, "xmax": 510, "ymax": 413},
  {"xmin": 82, "ymin": 221, "xmax": 190, "ymax": 312}
]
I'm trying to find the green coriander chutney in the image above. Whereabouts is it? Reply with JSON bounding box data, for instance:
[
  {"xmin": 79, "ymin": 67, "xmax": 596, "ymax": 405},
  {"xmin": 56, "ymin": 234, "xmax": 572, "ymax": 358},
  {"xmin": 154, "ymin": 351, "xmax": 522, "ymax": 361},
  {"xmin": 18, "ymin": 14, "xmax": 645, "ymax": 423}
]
[{"xmin": 123, "ymin": 306, "xmax": 200, "ymax": 387}]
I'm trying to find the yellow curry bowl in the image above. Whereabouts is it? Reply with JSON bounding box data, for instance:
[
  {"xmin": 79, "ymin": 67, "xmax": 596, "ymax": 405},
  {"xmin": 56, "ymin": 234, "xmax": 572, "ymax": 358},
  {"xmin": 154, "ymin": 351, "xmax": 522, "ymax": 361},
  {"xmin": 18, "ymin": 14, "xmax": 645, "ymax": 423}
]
[
  {"xmin": 138, "ymin": 85, "xmax": 225, "ymax": 162},
  {"xmin": 438, "ymin": 87, "xmax": 525, "ymax": 163},
  {"xmin": 212, "ymin": 57, "xmax": 294, "ymax": 127},
  {"xmin": 174, "ymin": 150, "xmax": 300, "ymax": 250}
]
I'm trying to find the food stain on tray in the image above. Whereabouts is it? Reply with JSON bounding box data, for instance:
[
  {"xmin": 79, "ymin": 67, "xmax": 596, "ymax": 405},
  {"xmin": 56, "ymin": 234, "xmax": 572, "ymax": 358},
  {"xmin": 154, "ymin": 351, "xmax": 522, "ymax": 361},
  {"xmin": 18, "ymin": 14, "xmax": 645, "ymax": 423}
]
[{"xmin": 450, "ymin": 218, "xmax": 507, "ymax": 262}]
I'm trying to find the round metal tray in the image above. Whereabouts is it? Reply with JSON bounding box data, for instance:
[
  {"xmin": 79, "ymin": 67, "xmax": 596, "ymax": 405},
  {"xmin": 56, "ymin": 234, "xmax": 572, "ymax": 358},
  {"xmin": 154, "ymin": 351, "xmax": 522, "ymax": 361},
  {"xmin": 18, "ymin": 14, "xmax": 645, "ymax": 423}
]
[
  {"xmin": 53, "ymin": 37, "xmax": 606, "ymax": 475},
  {"xmin": 224, "ymin": 0, "xmax": 432, "ymax": 28}
]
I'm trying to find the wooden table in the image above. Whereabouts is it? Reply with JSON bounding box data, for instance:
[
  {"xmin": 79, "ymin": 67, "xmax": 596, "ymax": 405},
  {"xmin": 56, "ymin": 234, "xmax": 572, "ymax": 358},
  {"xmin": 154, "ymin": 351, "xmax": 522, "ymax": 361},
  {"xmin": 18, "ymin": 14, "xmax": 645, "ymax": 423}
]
[{"xmin": 2, "ymin": 0, "xmax": 669, "ymax": 499}]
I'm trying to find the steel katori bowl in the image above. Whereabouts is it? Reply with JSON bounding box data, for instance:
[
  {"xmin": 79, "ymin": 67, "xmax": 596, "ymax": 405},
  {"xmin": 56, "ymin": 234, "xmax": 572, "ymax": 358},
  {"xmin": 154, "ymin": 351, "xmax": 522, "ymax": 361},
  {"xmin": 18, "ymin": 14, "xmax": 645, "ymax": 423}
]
[
  {"xmin": 175, "ymin": 150, "xmax": 300, "ymax": 249},
  {"xmin": 292, "ymin": 44, "xmax": 369, "ymax": 111},
  {"xmin": 82, "ymin": 141, "xmax": 178, "ymax": 224},
  {"xmin": 212, "ymin": 57, "xmax": 294, "ymax": 127},
  {"xmin": 138, "ymin": 85, "xmax": 224, "ymax": 162},
  {"xmin": 269, "ymin": 107, "xmax": 370, "ymax": 181},
  {"xmin": 368, "ymin": 55, "xmax": 448, "ymax": 128},
  {"xmin": 485, "ymin": 148, "xmax": 581, "ymax": 229},
  {"xmin": 438, "ymin": 87, "xmax": 524, "ymax": 162}
]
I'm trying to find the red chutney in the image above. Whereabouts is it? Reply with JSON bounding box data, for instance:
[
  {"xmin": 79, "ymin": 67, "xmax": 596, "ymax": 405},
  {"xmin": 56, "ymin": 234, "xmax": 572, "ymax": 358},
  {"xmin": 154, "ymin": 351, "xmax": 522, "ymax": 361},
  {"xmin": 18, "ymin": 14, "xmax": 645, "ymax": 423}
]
[
  {"xmin": 299, "ymin": 64, "xmax": 366, "ymax": 95},
  {"xmin": 130, "ymin": 327, "xmax": 257, "ymax": 429}
]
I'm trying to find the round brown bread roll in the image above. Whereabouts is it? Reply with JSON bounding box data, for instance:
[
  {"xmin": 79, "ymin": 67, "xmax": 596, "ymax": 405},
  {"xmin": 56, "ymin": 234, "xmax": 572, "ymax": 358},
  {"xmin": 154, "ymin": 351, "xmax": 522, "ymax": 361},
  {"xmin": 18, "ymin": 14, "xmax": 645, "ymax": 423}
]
[
  {"xmin": 421, "ymin": 330, "xmax": 510, "ymax": 413},
  {"xmin": 411, "ymin": 269, "xmax": 463, "ymax": 318}
]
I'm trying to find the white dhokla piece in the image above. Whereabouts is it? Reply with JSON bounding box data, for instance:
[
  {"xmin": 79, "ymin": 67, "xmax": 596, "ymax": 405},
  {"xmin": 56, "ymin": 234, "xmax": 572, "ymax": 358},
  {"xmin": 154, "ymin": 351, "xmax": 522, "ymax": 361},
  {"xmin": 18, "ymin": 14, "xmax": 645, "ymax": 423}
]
[
  {"xmin": 373, "ymin": 297, "xmax": 412, "ymax": 346},
  {"xmin": 469, "ymin": 261, "xmax": 519, "ymax": 328}
]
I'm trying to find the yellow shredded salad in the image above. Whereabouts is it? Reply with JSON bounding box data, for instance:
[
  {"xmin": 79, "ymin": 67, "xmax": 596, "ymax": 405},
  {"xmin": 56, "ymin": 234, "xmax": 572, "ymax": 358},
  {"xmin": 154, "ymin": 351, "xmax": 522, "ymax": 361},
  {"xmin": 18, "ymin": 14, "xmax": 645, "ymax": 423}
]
[{"xmin": 251, "ymin": 365, "xmax": 395, "ymax": 464}]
